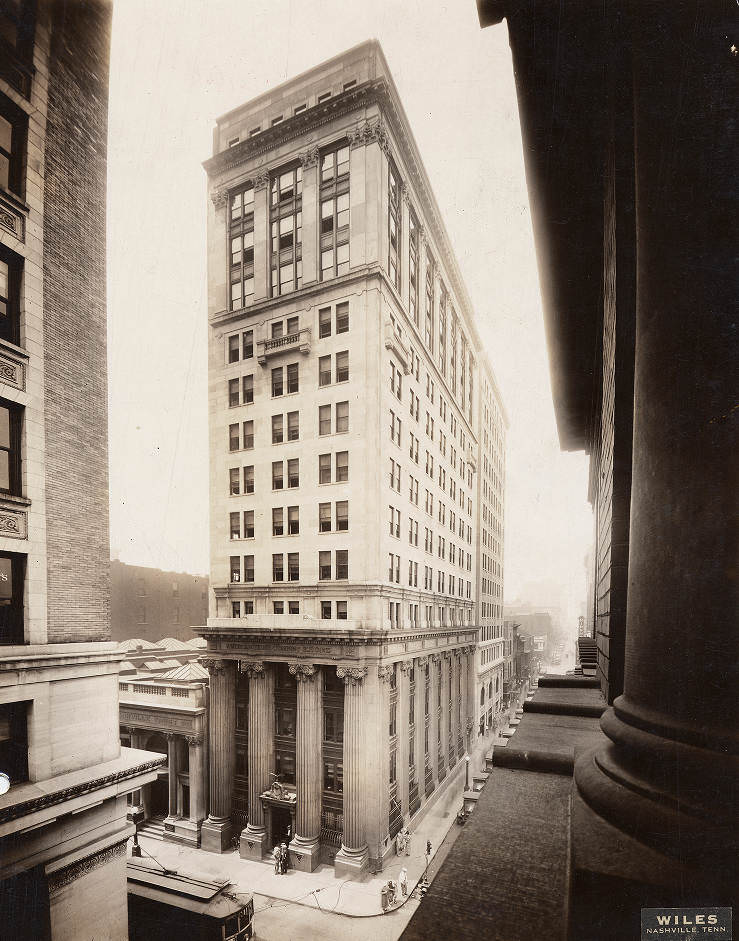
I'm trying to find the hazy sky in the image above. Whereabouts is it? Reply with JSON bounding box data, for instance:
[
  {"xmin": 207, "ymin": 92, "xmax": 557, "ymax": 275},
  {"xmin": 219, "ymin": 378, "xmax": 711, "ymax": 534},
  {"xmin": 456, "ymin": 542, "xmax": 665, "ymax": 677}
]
[{"xmin": 107, "ymin": 0, "xmax": 592, "ymax": 625}]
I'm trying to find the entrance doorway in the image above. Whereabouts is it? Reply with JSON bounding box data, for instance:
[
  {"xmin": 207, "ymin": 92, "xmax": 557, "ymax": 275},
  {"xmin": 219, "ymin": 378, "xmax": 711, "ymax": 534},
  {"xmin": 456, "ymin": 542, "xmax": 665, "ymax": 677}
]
[
  {"xmin": 270, "ymin": 806, "xmax": 292, "ymax": 847},
  {"xmin": 150, "ymin": 776, "xmax": 168, "ymax": 817}
]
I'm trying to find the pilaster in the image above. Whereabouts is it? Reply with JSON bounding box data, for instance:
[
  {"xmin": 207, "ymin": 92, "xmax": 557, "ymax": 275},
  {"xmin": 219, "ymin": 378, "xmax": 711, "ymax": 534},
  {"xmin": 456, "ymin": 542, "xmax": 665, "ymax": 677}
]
[
  {"xmin": 200, "ymin": 658, "xmax": 236, "ymax": 853},
  {"xmin": 334, "ymin": 665, "xmax": 369, "ymax": 877},
  {"xmin": 240, "ymin": 660, "xmax": 274, "ymax": 861},
  {"xmin": 398, "ymin": 660, "xmax": 411, "ymax": 819},
  {"xmin": 299, "ymin": 148, "xmax": 319, "ymax": 287},
  {"xmin": 252, "ymin": 173, "xmax": 269, "ymax": 301},
  {"xmin": 288, "ymin": 662, "xmax": 322, "ymax": 872}
]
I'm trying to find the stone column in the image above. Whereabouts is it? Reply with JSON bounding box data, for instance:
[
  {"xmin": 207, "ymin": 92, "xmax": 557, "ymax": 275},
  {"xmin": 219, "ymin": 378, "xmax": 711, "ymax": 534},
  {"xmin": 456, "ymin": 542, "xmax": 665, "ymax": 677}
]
[
  {"xmin": 572, "ymin": 1, "xmax": 737, "ymax": 906},
  {"xmin": 398, "ymin": 661, "xmax": 412, "ymax": 819},
  {"xmin": 450, "ymin": 653, "xmax": 460, "ymax": 763},
  {"xmin": 165, "ymin": 733, "xmax": 178, "ymax": 821},
  {"xmin": 467, "ymin": 647, "xmax": 477, "ymax": 745},
  {"xmin": 209, "ymin": 189, "xmax": 229, "ymax": 314},
  {"xmin": 187, "ymin": 734, "xmax": 206, "ymax": 826},
  {"xmin": 299, "ymin": 148, "xmax": 319, "ymax": 287},
  {"xmin": 416, "ymin": 656, "xmax": 428, "ymax": 802},
  {"xmin": 252, "ymin": 171, "xmax": 269, "ymax": 301},
  {"xmin": 430, "ymin": 655, "xmax": 440, "ymax": 782},
  {"xmin": 288, "ymin": 663, "xmax": 322, "ymax": 872},
  {"xmin": 334, "ymin": 666, "xmax": 369, "ymax": 876},
  {"xmin": 200, "ymin": 658, "xmax": 236, "ymax": 853},
  {"xmin": 240, "ymin": 661, "xmax": 274, "ymax": 861}
]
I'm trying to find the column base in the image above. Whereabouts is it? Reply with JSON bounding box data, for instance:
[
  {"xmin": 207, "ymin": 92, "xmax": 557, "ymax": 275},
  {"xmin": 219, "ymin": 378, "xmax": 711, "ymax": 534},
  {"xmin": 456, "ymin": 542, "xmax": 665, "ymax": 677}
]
[
  {"xmin": 288, "ymin": 836, "xmax": 321, "ymax": 872},
  {"xmin": 239, "ymin": 826, "xmax": 267, "ymax": 861},
  {"xmin": 200, "ymin": 816, "xmax": 232, "ymax": 854},
  {"xmin": 334, "ymin": 844, "xmax": 369, "ymax": 878}
]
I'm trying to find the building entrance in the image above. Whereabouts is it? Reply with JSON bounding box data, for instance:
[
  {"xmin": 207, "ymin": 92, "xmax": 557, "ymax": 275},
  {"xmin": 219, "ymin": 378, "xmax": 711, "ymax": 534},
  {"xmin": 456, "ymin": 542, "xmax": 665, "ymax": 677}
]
[
  {"xmin": 270, "ymin": 806, "xmax": 292, "ymax": 847},
  {"xmin": 150, "ymin": 776, "xmax": 168, "ymax": 817}
]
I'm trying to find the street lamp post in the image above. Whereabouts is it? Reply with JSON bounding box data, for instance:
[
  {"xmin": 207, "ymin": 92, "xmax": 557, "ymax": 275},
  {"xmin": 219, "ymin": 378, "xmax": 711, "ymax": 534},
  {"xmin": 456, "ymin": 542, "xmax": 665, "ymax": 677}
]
[{"xmin": 464, "ymin": 754, "xmax": 470, "ymax": 791}]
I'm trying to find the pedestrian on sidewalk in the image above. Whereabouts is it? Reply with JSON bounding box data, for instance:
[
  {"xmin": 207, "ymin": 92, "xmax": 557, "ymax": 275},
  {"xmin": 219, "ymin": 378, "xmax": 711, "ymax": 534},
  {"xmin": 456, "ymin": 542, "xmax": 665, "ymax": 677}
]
[
  {"xmin": 399, "ymin": 867, "xmax": 408, "ymax": 898},
  {"xmin": 273, "ymin": 845, "xmax": 281, "ymax": 874},
  {"xmin": 280, "ymin": 841, "xmax": 289, "ymax": 873}
]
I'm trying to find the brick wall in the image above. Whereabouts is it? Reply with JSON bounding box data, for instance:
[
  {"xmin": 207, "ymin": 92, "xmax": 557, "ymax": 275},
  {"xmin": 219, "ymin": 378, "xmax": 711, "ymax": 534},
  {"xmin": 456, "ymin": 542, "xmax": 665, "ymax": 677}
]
[{"xmin": 42, "ymin": 0, "xmax": 113, "ymax": 642}]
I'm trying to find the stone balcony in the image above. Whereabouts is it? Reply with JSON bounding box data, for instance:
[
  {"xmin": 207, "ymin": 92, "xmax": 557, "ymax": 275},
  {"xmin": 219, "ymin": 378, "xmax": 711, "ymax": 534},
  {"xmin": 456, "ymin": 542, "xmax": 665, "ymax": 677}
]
[
  {"xmin": 384, "ymin": 319, "xmax": 410, "ymax": 373},
  {"xmin": 257, "ymin": 327, "xmax": 311, "ymax": 364}
]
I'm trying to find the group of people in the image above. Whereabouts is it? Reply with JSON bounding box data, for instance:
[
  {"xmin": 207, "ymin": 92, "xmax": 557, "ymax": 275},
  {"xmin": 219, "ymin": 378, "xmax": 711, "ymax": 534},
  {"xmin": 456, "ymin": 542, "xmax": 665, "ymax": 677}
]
[
  {"xmin": 395, "ymin": 825, "xmax": 411, "ymax": 856},
  {"xmin": 272, "ymin": 842, "xmax": 290, "ymax": 874}
]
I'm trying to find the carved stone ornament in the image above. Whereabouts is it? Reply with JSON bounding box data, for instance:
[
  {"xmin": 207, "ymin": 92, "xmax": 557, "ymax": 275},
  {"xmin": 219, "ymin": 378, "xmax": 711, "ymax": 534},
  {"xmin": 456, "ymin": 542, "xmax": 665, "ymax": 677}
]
[
  {"xmin": 400, "ymin": 660, "xmax": 413, "ymax": 674},
  {"xmin": 165, "ymin": 731, "xmax": 177, "ymax": 742},
  {"xmin": 377, "ymin": 664, "xmax": 395, "ymax": 683},
  {"xmin": 431, "ymin": 653, "xmax": 442, "ymax": 663},
  {"xmin": 253, "ymin": 169, "xmax": 269, "ymax": 190},
  {"xmin": 299, "ymin": 146, "xmax": 320, "ymax": 168},
  {"xmin": 417, "ymin": 655, "xmax": 429, "ymax": 666},
  {"xmin": 210, "ymin": 188, "xmax": 228, "ymax": 209},
  {"xmin": 240, "ymin": 660, "xmax": 266, "ymax": 679},
  {"xmin": 401, "ymin": 180, "xmax": 412, "ymax": 207},
  {"xmin": 48, "ymin": 839, "xmax": 128, "ymax": 895},
  {"xmin": 186, "ymin": 734, "xmax": 204, "ymax": 747},
  {"xmin": 202, "ymin": 658, "xmax": 228, "ymax": 676},
  {"xmin": 336, "ymin": 665, "xmax": 367, "ymax": 686},
  {"xmin": 348, "ymin": 119, "xmax": 390, "ymax": 155},
  {"xmin": 288, "ymin": 662, "xmax": 317, "ymax": 682}
]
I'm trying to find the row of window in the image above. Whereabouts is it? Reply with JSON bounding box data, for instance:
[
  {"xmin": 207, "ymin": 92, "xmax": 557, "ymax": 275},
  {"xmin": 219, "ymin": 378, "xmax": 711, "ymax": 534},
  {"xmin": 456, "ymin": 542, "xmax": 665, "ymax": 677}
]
[
  {"xmin": 229, "ymin": 549, "xmax": 349, "ymax": 583},
  {"xmin": 229, "ymin": 501, "xmax": 349, "ymax": 539}
]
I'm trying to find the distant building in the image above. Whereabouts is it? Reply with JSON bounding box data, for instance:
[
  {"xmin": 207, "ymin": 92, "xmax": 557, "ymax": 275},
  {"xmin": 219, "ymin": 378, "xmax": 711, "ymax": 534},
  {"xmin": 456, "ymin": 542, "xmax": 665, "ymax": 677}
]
[
  {"xmin": 110, "ymin": 560, "xmax": 209, "ymax": 644},
  {"xmin": 200, "ymin": 40, "xmax": 506, "ymax": 874},
  {"xmin": 0, "ymin": 4, "xmax": 162, "ymax": 940}
]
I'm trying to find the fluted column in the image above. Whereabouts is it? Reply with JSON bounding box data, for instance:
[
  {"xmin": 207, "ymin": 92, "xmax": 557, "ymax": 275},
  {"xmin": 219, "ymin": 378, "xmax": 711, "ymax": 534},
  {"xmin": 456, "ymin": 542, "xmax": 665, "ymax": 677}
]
[
  {"xmin": 430, "ymin": 655, "xmax": 440, "ymax": 782},
  {"xmin": 166, "ymin": 733, "xmax": 178, "ymax": 819},
  {"xmin": 288, "ymin": 663, "xmax": 322, "ymax": 872},
  {"xmin": 187, "ymin": 734, "xmax": 206, "ymax": 826},
  {"xmin": 450, "ymin": 654, "xmax": 460, "ymax": 762},
  {"xmin": 334, "ymin": 666, "xmax": 369, "ymax": 876},
  {"xmin": 200, "ymin": 658, "xmax": 236, "ymax": 853},
  {"xmin": 398, "ymin": 661, "xmax": 412, "ymax": 818},
  {"xmin": 240, "ymin": 661, "xmax": 274, "ymax": 861}
]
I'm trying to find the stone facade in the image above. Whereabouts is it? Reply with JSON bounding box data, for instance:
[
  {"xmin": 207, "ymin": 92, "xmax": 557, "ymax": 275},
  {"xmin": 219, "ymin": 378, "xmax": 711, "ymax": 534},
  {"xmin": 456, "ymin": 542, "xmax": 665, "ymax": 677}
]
[
  {"xmin": 0, "ymin": 3, "xmax": 163, "ymax": 938},
  {"xmin": 201, "ymin": 41, "xmax": 507, "ymax": 875}
]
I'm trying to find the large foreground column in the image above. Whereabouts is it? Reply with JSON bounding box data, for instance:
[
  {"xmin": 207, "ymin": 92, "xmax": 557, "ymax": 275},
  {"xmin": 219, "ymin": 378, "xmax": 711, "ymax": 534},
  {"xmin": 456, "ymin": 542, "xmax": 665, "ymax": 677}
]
[
  {"xmin": 572, "ymin": 0, "xmax": 738, "ymax": 919},
  {"xmin": 334, "ymin": 666, "xmax": 369, "ymax": 876},
  {"xmin": 288, "ymin": 663, "xmax": 322, "ymax": 872},
  {"xmin": 240, "ymin": 661, "xmax": 274, "ymax": 860},
  {"xmin": 200, "ymin": 659, "xmax": 236, "ymax": 853}
]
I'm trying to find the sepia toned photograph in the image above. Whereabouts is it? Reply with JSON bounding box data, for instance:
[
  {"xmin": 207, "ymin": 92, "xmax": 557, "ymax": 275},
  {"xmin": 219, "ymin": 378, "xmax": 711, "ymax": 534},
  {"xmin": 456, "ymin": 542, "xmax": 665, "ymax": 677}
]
[{"xmin": 0, "ymin": 0, "xmax": 735, "ymax": 939}]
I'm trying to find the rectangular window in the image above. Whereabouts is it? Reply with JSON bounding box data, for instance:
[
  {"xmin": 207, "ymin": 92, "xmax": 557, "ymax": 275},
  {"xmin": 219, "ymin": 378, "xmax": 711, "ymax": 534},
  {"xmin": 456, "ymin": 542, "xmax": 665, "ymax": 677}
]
[
  {"xmin": 229, "ymin": 467, "xmax": 240, "ymax": 495},
  {"xmin": 408, "ymin": 210, "xmax": 419, "ymax": 326},
  {"xmin": 287, "ymin": 410, "xmax": 299, "ymax": 441},
  {"xmin": 228, "ymin": 334, "xmax": 239, "ymax": 363},
  {"xmin": 244, "ymin": 465, "xmax": 254, "ymax": 493},
  {"xmin": 272, "ymin": 507, "xmax": 284, "ymax": 536},
  {"xmin": 287, "ymin": 315, "xmax": 299, "ymax": 335},
  {"xmin": 336, "ymin": 549, "xmax": 348, "ymax": 580},
  {"xmin": 336, "ymin": 500, "xmax": 348, "ymax": 531},
  {"xmin": 0, "ymin": 701, "xmax": 28, "ymax": 783},
  {"xmin": 270, "ymin": 164, "xmax": 302, "ymax": 296},
  {"xmin": 232, "ymin": 601, "xmax": 241, "ymax": 618},
  {"xmin": 244, "ymin": 510, "xmax": 254, "ymax": 538},
  {"xmin": 336, "ymin": 600, "xmax": 347, "ymax": 619},
  {"xmin": 244, "ymin": 555, "xmax": 254, "ymax": 582},
  {"xmin": 287, "ymin": 363, "xmax": 299, "ymax": 394},
  {"xmin": 321, "ymin": 600, "xmax": 332, "ymax": 619},
  {"xmin": 272, "ymin": 414, "xmax": 284, "ymax": 444},
  {"xmin": 319, "ymin": 453, "xmax": 331, "ymax": 484},
  {"xmin": 288, "ymin": 600, "xmax": 299, "ymax": 614},
  {"xmin": 335, "ymin": 401, "xmax": 349, "ymax": 433},
  {"xmin": 272, "ymin": 461, "xmax": 284, "ymax": 490},
  {"xmin": 272, "ymin": 367, "xmax": 284, "ymax": 397},
  {"xmin": 0, "ymin": 402, "xmax": 21, "ymax": 495},
  {"xmin": 273, "ymin": 554, "xmax": 284, "ymax": 581},
  {"xmin": 287, "ymin": 505, "xmax": 299, "ymax": 535},
  {"xmin": 0, "ymin": 94, "xmax": 26, "ymax": 198},
  {"xmin": 320, "ymin": 144, "xmax": 350, "ymax": 280},
  {"xmin": 319, "ymin": 502, "xmax": 331, "ymax": 532},
  {"xmin": 273, "ymin": 600, "xmax": 284, "ymax": 614},
  {"xmin": 319, "ymin": 306, "xmax": 331, "ymax": 338},
  {"xmin": 319, "ymin": 550, "xmax": 332, "ymax": 580},
  {"xmin": 0, "ymin": 553, "xmax": 24, "ymax": 645},
  {"xmin": 319, "ymin": 355, "xmax": 331, "ymax": 387},
  {"xmin": 243, "ymin": 330, "xmax": 254, "ymax": 360},
  {"xmin": 229, "ymin": 423, "xmax": 239, "ymax": 451},
  {"xmin": 228, "ymin": 378, "xmax": 239, "ymax": 407},
  {"xmin": 335, "ymin": 451, "xmax": 348, "ymax": 482},
  {"xmin": 287, "ymin": 552, "xmax": 299, "ymax": 581},
  {"xmin": 230, "ymin": 511, "xmax": 240, "ymax": 539},
  {"xmin": 243, "ymin": 375, "xmax": 254, "ymax": 404},
  {"xmin": 425, "ymin": 252, "xmax": 434, "ymax": 352},
  {"xmin": 388, "ymin": 160, "xmax": 401, "ymax": 290},
  {"xmin": 336, "ymin": 302, "xmax": 349, "ymax": 334},
  {"xmin": 287, "ymin": 458, "xmax": 299, "ymax": 488},
  {"xmin": 335, "ymin": 351, "xmax": 349, "ymax": 383},
  {"xmin": 243, "ymin": 420, "xmax": 254, "ymax": 449},
  {"xmin": 229, "ymin": 185, "xmax": 255, "ymax": 309}
]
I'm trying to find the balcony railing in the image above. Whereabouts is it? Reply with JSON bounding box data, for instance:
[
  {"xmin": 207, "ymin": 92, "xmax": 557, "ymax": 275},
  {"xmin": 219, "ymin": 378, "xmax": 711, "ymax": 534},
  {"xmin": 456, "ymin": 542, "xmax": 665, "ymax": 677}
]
[{"xmin": 257, "ymin": 327, "xmax": 311, "ymax": 364}]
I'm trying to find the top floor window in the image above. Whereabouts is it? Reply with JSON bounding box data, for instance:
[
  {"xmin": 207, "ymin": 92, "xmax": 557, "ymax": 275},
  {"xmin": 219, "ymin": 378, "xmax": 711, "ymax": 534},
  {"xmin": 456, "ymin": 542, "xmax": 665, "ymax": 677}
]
[
  {"xmin": 0, "ymin": 400, "xmax": 21, "ymax": 495},
  {"xmin": 388, "ymin": 160, "xmax": 401, "ymax": 292},
  {"xmin": 229, "ymin": 184, "xmax": 255, "ymax": 310},
  {"xmin": 0, "ymin": 247, "xmax": 20, "ymax": 346},
  {"xmin": 438, "ymin": 285, "xmax": 447, "ymax": 376},
  {"xmin": 424, "ymin": 251, "xmax": 434, "ymax": 353},
  {"xmin": 408, "ymin": 210, "xmax": 419, "ymax": 327},
  {"xmin": 0, "ymin": 1, "xmax": 36, "ymax": 97},
  {"xmin": 270, "ymin": 165, "xmax": 302, "ymax": 297},
  {"xmin": 320, "ymin": 144, "xmax": 350, "ymax": 281}
]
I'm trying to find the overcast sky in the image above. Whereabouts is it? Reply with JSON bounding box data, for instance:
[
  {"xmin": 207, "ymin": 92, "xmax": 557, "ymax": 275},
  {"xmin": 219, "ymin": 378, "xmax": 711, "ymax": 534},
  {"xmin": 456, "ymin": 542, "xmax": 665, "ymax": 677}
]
[{"xmin": 106, "ymin": 0, "xmax": 592, "ymax": 627}]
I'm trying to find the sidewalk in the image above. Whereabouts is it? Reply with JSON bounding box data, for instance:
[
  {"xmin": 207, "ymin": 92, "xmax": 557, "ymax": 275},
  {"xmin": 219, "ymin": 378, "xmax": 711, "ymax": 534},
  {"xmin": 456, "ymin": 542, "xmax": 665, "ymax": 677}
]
[{"xmin": 128, "ymin": 726, "xmax": 510, "ymax": 919}]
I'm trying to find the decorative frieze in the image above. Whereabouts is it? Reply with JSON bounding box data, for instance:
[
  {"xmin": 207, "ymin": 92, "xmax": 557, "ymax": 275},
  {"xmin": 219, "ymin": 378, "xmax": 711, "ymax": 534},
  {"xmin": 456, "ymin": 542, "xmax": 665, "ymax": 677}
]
[
  {"xmin": 0, "ymin": 352, "xmax": 25, "ymax": 392},
  {"xmin": 48, "ymin": 839, "xmax": 128, "ymax": 895},
  {"xmin": 337, "ymin": 665, "xmax": 367, "ymax": 686},
  {"xmin": 0, "ymin": 195, "xmax": 24, "ymax": 241}
]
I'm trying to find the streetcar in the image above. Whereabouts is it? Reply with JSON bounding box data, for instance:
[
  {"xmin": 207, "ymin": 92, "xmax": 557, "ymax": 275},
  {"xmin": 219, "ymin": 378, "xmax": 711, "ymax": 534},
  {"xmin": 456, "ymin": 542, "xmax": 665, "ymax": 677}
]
[{"xmin": 127, "ymin": 860, "xmax": 254, "ymax": 941}]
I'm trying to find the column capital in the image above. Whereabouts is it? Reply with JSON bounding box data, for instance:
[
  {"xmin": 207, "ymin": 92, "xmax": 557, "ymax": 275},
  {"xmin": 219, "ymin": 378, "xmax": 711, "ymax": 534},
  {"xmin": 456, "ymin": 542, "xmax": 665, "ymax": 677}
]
[
  {"xmin": 240, "ymin": 660, "xmax": 266, "ymax": 678},
  {"xmin": 186, "ymin": 733, "xmax": 204, "ymax": 747},
  {"xmin": 399, "ymin": 660, "xmax": 413, "ymax": 674},
  {"xmin": 417, "ymin": 655, "xmax": 429, "ymax": 666},
  {"xmin": 210, "ymin": 188, "xmax": 228, "ymax": 209},
  {"xmin": 337, "ymin": 665, "xmax": 367, "ymax": 686},
  {"xmin": 431, "ymin": 653, "xmax": 442, "ymax": 663},
  {"xmin": 348, "ymin": 118, "xmax": 390, "ymax": 155},
  {"xmin": 202, "ymin": 657, "xmax": 232, "ymax": 676},
  {"xmin": 299, "ymin": 146, "xmax": 320, "ymax": 168},
  {"xmin": 289, "ymin": 662, "xmax": 318, "ymax": 683},
  {"xmin": 253, "ymin": 169, "xmax": 269, "ymax": 190},
  {"xmin": 377, "ymin": 664, "xmax": 394, "ymax": 683},
  {"xmin": 165, "ymin": 732, "xmax": 177, "ymax": 742}
]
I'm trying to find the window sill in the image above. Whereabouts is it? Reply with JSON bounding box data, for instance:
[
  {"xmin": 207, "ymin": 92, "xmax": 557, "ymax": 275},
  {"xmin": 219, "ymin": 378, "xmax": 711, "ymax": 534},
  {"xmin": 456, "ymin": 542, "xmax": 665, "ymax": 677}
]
[{"xmin": 0, "ymin": 492, "xmax": 31, "ymax": 507}]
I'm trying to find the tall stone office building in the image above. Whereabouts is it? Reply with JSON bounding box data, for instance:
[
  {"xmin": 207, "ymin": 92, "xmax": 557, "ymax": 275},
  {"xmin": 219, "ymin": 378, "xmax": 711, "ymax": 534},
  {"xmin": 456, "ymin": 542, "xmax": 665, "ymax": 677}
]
[
  {"xmin": 201, "ymin": 40, "xmax": 506, "ymax": 875},
  {"xmin": 0, "ymin": 3, "xmax": 163, "ymax": 939}
]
